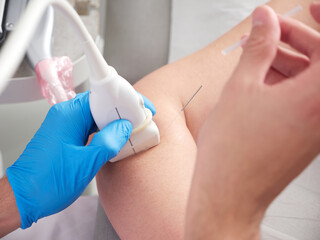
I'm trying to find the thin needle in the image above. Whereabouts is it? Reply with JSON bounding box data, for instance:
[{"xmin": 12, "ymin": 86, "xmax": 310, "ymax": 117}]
[
  {"xmin": 181, "ymin": 85, "xmax": 203, "ymax": 111},
  {"xmin": 164, "ymin": 85, "xmax": 203, "ymax": 131},
  {"xmin": 221, "ymin": 5, "xmax": 303, "ymax": 55}
]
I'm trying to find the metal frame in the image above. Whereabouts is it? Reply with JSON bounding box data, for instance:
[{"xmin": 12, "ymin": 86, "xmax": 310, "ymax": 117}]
[{"xmin": 0, "ymin": 0, "xmax": 8, "ymax": 45}]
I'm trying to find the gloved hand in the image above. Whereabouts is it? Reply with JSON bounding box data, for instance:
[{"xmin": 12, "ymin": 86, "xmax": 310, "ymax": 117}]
[{"xmin": 6, "ymin": 91, "xmax": 156, "ymax": 229}]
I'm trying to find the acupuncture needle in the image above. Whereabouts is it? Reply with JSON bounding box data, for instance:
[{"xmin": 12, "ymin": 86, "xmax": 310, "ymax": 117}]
[
  {"xmin": 221, "ymin": 5, "xmax": 303, "ymax": 56},
  {"xmin": 165, "ymin": 85, "xmax": 203, "ymax": 130},
  {"xmin": 181, "ymin": 85, "xmax": 203, "ymax": 112}
]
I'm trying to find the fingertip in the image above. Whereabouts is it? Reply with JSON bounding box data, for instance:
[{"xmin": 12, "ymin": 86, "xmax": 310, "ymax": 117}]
[
  {"xmin": 102, "ymin": 119, "xmax": 133, "ymax": 143},
  {"xmin": 251, "ymin": 5, "xmax": 278, "ymax": 27},
  {"xmin": 240, "ymin": 34, "xmax": 249, "ymax": 49},
  {"xmin": 74, "ymin": 91, "xmax": 89, "ymax": 100},
  {"xmin": 120, "ymin": 119, "xmax": 133, "ymax": 139},
  {"xmin": 241, "ymin": 34, "xmax": 249, "ymax": 40},
  {"xmin": 96, "ymin": 120, "xmax": 132, "ymax": 145},
  {"xmin": 237, "ymin": 5, "xmax": 280, "ymax": 81},
  {"xmin": 252, "ymin": 6, "xmax": 268, "ymax": 27},
  {"xmin": 89, "ymin": 119, "xmax": 133, "ymax": 160},
  {"xmin": 71, "ymin": 91, "xmax": 90, "ymax": 109},
  {"xmin": 72, "ymin": 90, "xmax": 92, "ymax": 120},
  {"xmin": 247, "ymin": 5, "xmax": 280, "ymax": 47}
]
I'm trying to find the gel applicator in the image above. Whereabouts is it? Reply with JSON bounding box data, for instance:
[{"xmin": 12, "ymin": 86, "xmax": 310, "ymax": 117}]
[
  {"xmin": 27, "ymin": 6, "xmax": 76, "ymax": 105},
  {"xmin": 0, "ymin": 0, "xmax": 160, "ymax": 161}
]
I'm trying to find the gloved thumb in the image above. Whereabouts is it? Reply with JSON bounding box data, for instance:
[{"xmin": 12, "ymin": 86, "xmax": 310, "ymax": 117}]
[
  {"xmin": 88, "ymin": 119, "xmax": 133, "ymax": 165},
  {"xmin": 235, "ymin": 6, "xmax": 280, "ymax": 82}
]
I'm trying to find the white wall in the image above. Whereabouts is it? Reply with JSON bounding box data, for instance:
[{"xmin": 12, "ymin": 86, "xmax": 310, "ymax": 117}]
[{"xmin": 169, "ymin": 0, "xmax": 269, "ymax": 62}]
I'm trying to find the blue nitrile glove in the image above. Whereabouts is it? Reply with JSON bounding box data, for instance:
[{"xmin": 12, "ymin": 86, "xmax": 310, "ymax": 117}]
[{"xmin": 6, "ymin": 91, "xmax": 156, "ymax": 229}]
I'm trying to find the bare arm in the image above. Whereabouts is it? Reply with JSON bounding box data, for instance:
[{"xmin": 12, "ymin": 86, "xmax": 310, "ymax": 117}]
[
  {"xmin": 96, "ymin": 0, "xmax": 319, "ymax": 239},
  {"xmin": 0, "ymin": 177, "xmax": 21, "ymax": 238}
]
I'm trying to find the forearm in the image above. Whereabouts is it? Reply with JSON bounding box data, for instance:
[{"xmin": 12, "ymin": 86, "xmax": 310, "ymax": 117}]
[
  {"xmin": 186, "ymin": 137, "xmax": 263, "ymax": 240},
  {"xmin": 0, "ymin": 176, "xmax": 21, "ymax": 238}
]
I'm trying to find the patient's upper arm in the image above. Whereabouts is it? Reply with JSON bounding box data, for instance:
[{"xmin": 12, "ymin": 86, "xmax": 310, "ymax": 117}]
[{"xmin": 96, "ymin": 71, "xmax": 197, "ymax": 239}]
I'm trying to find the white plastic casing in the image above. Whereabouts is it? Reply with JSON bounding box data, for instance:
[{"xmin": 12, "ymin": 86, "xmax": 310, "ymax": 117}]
[
  {"xmin": 27, "ymin": 7, "xmax": 54, "ymax": 68},
  {"xmin": 89, "ymin": 66, "xmax": 160, "ymax": 162}
]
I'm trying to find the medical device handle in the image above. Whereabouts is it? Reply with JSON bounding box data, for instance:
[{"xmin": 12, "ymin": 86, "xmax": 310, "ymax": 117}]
[{"xmin": 27, "ymin": 6, "xmax": 54, "ymax": 68}]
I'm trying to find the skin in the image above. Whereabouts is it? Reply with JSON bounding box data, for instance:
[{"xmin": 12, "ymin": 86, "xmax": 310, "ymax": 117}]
[
  {"xmin": 0, "ymin": 177, "xmax": 21, "ymax": 238},
  {"xmin": 96, "ymin": 0, "xmax": 320, "ymax": 239},
  {"xmin": 187, "ymin": 4, "xmax": 320, "ymax": 240}
]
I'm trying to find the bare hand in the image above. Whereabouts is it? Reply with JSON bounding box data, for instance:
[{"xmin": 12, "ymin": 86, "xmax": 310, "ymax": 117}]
[{"xmin": 187, "ymin": 4, "xmax": 320, "ymax": 240}]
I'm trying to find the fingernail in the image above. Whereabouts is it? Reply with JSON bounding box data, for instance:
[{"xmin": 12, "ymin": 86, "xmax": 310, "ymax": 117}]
[
  {"xmin": 252, "ymin": 7, "xmax": 267, "ymax": 27},
  {"xmin": 240, "ymin": 34, "xmax": 249, "ymax": 47}
]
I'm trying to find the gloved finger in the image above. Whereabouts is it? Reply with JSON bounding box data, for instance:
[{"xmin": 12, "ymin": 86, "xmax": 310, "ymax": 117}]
[
  {"xmin": 43, "ymin": 91, "xmax": 96, "ymax": 144},
  {"xmin": 77, "ymin": 120, "xmax": 132, "ymax": 182},
  {"xmin": 311, "ymin": 2, "xmax": 320, "ymax": 23},
  {"xmin": 272, "ymin": 46, "xmax": 310, "ymax": 78},
  {"xmin": 137, "ymin": 92, "xmax": 156, "ymax": 116},
  {"xmin": 235, "ymin": 6, "xmax": 280, "ymax": 84},
  {"xmin": 88, "ymin": 119, "xmax": 133, "ymax": 165},
  {"xmin": 73, "ymin": 91, "xmax": 97, "ymax": 135},
  {"xmin": 278, "ymin": 15, "xmax": 320, "ymax": 60},
  {"xmin": 67, "ymin": 91, "xmax": 97, "ymax": 142}
]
